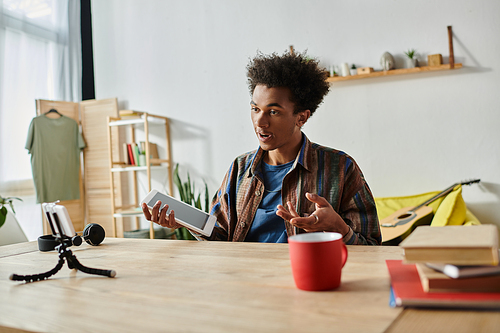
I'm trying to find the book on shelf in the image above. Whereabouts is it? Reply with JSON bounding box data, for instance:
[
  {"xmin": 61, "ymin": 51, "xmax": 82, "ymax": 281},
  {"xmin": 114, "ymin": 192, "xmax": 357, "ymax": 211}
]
[
  {"xmin": 119, "ymin": 110, "xmax": 144, "ymax": 119},
  {"xmin": 126, "ymin": 143, "xmax": 135, "ymax": 165},
  {"xmin": 131, "ymin": 143, "xmax": 140, "ymax": 166},
  {"xmin": 426, "ymin": 259, "xmax": 500, "ymax": 279},
  {"xmin": 416, "ymin": 263, "xmax": 500, "ymax": 293},
  {"xmin": 399, "ymin": 225, "xmax": 499, "ymax": 266},
  {"xmin": 122, "ymin": 143, "xmax": 130, "ymax": 165},
  {"xmin": 386, "ymin": 260, "xmax": 500, "ymax": 309}
]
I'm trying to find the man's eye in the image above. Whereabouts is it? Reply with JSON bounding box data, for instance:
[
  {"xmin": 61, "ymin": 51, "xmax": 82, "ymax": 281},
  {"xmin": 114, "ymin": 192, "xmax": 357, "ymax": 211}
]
[
  {"xmin": 270, "ymin": 110, "xmax": 279, "ymax": 115},
  {"xmin": 251, "ymin": 107, "xmax": 259, "ymax": 112}
]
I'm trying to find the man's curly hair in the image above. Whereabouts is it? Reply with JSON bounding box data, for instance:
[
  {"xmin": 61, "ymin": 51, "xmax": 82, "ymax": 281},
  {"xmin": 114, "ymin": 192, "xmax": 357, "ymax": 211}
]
[{"xmin": 246, "ymin": 50, "xmax": 330, "ymax": 116}]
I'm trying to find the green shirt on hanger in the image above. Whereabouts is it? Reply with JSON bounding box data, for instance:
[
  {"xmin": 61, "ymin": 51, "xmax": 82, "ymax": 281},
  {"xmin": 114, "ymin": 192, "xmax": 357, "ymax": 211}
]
[{"xmin": 25, "ymin": 114, "xmax": 86, "ymax": 203}]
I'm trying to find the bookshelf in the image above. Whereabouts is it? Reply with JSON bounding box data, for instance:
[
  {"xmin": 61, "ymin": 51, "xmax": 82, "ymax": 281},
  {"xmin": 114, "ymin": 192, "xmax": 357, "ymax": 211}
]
[{"xmin": 106, "ymin": 112, "xmax": 173, "ymax": 238}]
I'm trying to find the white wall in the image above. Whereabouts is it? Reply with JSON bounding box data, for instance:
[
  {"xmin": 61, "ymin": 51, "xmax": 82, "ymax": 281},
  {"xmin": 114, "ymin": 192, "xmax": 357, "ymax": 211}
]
[{"xmin": 91, "ymin": 0, "xmax": 500, "ymax": 227}]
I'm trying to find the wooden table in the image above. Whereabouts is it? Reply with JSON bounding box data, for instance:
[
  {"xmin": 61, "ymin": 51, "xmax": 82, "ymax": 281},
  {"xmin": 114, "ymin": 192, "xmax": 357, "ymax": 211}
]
[{"xmin": 0, "ymin": 239, "xmax": 499, "ymax": 333}]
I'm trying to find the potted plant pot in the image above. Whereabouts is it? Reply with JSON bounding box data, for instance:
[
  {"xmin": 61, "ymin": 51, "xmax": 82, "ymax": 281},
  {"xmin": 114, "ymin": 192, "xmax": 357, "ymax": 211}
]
[
  {"xmin": 404, "ymin": 49, "xmax": 418, "ymax": 68},
  {"xmin": 350, "ymin": 64, "xmax": 357, "ymax": 75},
  {"xmin": 406, "ymin": 58, "xmax": 418, "ymax": 68}
]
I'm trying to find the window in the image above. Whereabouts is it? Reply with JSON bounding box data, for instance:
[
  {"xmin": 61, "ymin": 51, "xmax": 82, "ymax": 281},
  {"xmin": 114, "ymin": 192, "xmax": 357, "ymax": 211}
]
[{"xmin": 0, "ymin": 0, "xmax": 81, "ymax": 239}]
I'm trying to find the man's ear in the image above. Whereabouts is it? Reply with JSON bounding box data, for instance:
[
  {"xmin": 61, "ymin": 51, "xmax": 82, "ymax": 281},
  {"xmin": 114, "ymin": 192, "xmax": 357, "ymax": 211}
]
[{"xmin": 296, "ymin": 110, "xmax": 311, "ymax": 127}]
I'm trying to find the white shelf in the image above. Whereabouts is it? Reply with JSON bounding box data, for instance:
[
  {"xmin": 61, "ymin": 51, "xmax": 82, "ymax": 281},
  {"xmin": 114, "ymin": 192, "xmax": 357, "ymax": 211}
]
[
  {"xmin": 108, "ymin": 116, "xmax": 166, "ymax": 127},
  {"xmin": 113, "ymin": 211, "xmax": 143, "ymax": 218},
  {"xmin": 111, "ymin": 165, "xmax": 168, "ymax": 172}
]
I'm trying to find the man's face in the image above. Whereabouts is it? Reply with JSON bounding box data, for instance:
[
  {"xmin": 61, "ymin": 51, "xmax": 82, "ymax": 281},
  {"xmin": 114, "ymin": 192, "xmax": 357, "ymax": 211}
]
[{"xmin": 250, "ymin": 85, "xmax": 308, "ymax": 159}]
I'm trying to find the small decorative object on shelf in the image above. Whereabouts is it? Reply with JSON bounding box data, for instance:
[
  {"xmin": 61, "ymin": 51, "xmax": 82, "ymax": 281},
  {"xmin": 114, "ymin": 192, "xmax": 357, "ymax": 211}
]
[
  {"xmin": 404, "ymin": 49, "xmax": 418, "ymax": 68},
  {"xmin": 329, "ymin": 65, "xmax": 337, "ymax": 77},
  {"xmin": 340, "ymin": 63, "xmax": 350, "ymax": 77},
  {"xmin": 380, "ymin": 52, "xmax": 395, "ymax": 71},
  {"xmin": 138, "ymin": 152, "xmax": 146, "ymax": 166},
  {"xmin": 428, "ymin": 54, "xmax": 443, "ymax": 66},
  {"xmin": 350, "ymin": 64, "xmax": 357, "ymax": 75},
  {"xmin": 357, "ymin": 67, "xmax": 374, "ymax": 75}
]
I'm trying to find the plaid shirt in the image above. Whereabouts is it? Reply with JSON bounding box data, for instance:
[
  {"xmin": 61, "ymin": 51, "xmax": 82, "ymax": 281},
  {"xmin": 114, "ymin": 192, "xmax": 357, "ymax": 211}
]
[{"xmin": 204, "ymin": 133, "xmax": 381, "ymax": 245}]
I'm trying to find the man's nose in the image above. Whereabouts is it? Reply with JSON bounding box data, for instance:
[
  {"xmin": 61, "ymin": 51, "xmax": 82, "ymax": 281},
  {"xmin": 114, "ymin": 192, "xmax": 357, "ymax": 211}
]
[{"xmin": 254, "ymin": 112, "xmax": 268, "ymax": 128}]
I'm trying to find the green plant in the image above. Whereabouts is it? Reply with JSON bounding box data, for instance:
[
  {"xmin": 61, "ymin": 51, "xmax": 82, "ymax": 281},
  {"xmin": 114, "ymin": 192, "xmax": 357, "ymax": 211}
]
[
  {"xmin": 404, "ymin": 49, "xmax": 416, "ymax": 59},
  {"xmin": 173, "ymin": 164, "xmax": 209, "ymax": 240},
  {"xmin": 0, "ymin": 195, "xmax": 22, "ymax": 229},
  {"xmin": 351, "ymin": 64, "xmax": 357, "ymax": 69}
]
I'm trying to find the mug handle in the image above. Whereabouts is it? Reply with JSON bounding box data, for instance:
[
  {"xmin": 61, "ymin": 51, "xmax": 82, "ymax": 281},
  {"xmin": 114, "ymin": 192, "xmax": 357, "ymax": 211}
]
[{"xmin": 341, "ymin": 242, "xmax": 348, "ymax": 267}]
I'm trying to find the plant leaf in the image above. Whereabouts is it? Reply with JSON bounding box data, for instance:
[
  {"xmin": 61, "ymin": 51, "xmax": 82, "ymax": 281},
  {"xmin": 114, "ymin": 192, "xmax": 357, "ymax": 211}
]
[
  {"xmin": 204, "ymin": 181, "xmax": 209, "ymax": 213},
  {"xmin": 194, "ymin": 194, "xmax": 201, "ymax": 210},
  {"xmin": 182, "ymin": 182, "xmax": 190, "ymax": 204},
  {"xmin": 173, "ymin": 164, "xmax": 185, "ymax": 200},
  {"xmin": 8, "ymin": 201, "xmax": 15, "ymax": 214},
  {"xmin": 187, "ymin": 173, "xmax": 193, "ymax": 204},
  {"xmin": 174, "ymin": 228, "xmax": 182, "ymax": 240},
  {"xmin": 0, "ymin": 206, "xmax": 7, "ymax": 229}
]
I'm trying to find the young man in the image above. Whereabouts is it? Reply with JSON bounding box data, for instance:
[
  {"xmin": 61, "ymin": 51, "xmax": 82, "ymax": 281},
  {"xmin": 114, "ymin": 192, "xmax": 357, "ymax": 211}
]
[{"xmin": 143, "ymin": 51, "xmax": 381, "ymax": 245}]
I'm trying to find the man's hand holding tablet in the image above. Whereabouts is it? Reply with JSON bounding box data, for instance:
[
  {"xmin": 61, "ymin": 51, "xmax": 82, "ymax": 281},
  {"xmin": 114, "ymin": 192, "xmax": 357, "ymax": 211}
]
[{"xmin": 141, "ymin": 190, "xmax": 216, "ymax": 237}]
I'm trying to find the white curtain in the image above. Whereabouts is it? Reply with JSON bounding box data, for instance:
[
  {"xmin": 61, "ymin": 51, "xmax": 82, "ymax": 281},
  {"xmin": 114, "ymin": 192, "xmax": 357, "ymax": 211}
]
[
  {"xmin": 0, "ymin": 0, "xmax": 81, "ymax": 239},
  {"xmin": 0, "ymin": 0, "xmax": 81, "ymax": 189}
]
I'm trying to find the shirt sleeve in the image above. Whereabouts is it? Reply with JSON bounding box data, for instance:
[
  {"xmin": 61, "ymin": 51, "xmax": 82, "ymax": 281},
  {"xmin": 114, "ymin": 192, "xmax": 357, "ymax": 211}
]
[
  {"xmin": 25, "ymin": 119, "xmax": 35, "ymax": 153},
  {"xmin": 197, "ymin": 162, "xmax": 235, "ymax": 241},
  {"xmin": 78, "ymin": 130, "xmax": 86, "ymax": 150},
  {"xmin": 340, "ymin": 161, "xmax": 382, "ymax": 245}
]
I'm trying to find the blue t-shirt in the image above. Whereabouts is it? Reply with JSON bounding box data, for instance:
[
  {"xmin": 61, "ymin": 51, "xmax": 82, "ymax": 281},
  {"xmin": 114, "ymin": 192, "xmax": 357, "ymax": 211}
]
[{"xmin": 245, "ymin": 160, "xmax": 294, "ymax": 243}]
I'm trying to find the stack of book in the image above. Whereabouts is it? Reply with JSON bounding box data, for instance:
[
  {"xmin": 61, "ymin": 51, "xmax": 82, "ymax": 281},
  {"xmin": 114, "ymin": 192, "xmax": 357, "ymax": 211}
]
[
  {"xmin": 386, "ymin": 224, "xmax": 500, "ymax": 308},
  {"xmin": 119, "ymin": 110, "xmax": 144, "ymax": 119}
]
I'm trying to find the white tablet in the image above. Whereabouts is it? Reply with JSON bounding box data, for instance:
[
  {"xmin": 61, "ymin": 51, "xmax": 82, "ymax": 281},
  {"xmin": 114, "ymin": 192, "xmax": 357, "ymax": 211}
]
[{"xmin": 141, "ymin": 189, "xmax": 216, "ymax": 237}]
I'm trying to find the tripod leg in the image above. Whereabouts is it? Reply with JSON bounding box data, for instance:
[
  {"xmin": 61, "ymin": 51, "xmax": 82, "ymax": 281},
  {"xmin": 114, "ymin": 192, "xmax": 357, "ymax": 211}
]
[
  {"xmin": 67, "ymin": 254, "xmax": 116, "ymax": 278},
  {"xmin": 10, "ymin": 257, "xmax": 65, "ymax": 282},
  {"xmin": 10, "ymin": 243, "xmax": 115, "ymax": 283}
]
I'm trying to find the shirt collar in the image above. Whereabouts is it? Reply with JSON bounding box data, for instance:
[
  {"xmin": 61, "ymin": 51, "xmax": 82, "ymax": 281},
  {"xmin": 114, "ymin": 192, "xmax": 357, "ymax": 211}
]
[{"xmin": 248, "ymin": 132, "xmax": 316, "ymax": 177}]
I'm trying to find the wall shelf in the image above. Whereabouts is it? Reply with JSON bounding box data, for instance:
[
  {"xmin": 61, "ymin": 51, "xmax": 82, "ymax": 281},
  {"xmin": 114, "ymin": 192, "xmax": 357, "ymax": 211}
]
[
  {"xmin": 326, "ymin": 26, "xmax": 461, "ymax": 84},
  {"xmin": 326, "ymin": 63, "xmax": 462, "ymax": 83}
]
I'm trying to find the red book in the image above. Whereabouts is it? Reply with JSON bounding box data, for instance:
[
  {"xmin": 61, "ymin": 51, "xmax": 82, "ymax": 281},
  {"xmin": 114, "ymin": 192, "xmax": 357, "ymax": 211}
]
[
  {"xmin": 386, "ymin": 260, "xmax": 500, "ymax": 309},
  {"xmin": 127, "ymin": 144, "xmax": 135, "ymax": 165}
]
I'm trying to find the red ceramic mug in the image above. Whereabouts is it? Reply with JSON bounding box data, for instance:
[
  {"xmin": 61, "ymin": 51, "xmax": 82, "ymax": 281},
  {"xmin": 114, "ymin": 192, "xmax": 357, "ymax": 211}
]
[{"xmin": 288, "ymin": 232, "xmax": 348, "ymax": 291}]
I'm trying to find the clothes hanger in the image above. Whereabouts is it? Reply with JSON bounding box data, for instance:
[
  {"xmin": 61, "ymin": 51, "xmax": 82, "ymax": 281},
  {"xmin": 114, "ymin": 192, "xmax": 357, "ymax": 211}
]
[{"xmin": 45, "ymin": 108, "xmax": 62, "ymax": 118}]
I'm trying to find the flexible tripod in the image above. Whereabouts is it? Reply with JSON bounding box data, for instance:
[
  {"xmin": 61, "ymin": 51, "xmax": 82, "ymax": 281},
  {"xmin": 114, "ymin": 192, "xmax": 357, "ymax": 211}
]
[{"xmin": 10, "ymin": 237, "xmax": 116, "ymax": 283}]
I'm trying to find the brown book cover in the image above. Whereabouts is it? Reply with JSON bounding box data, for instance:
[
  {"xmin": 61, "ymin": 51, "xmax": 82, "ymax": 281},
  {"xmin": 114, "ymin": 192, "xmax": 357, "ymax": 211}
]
[
  {"xmin": 140, "ymin": 141, "xmax": 160, "ymax": 166},
  {"xmin": 399, "ymin": 225, "xmax": 499, "ymax": 266},
  {"xmin": 416, "ymin": 263, "xmax": 500, "ymax": 293}
]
